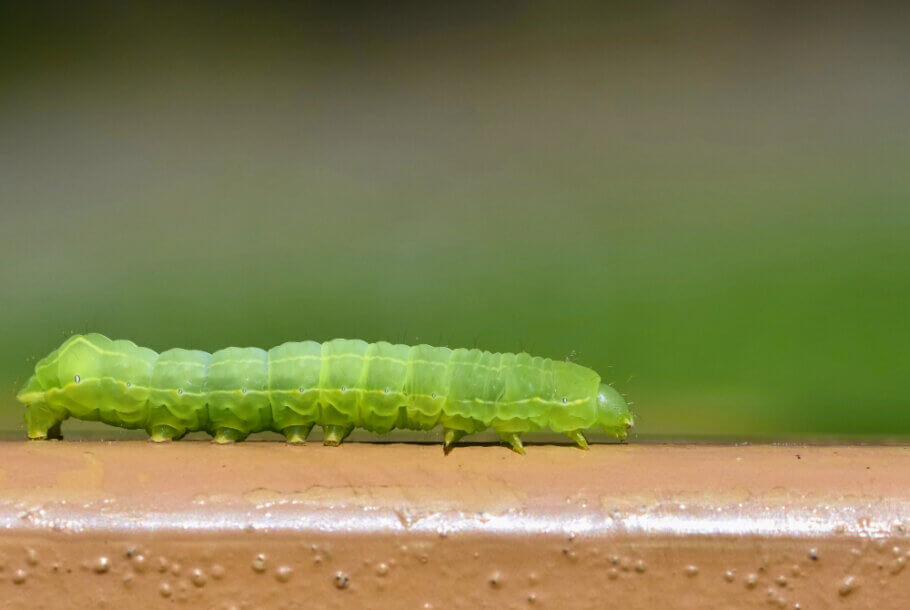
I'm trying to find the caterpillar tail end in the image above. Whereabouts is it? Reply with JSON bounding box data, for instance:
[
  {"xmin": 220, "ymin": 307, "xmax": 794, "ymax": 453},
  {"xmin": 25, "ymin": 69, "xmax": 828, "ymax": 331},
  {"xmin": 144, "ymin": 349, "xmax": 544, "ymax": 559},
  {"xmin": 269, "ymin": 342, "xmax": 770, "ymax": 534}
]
[
  {"xmin": 323, "ymin": 424, "xmax": 353, "ymax": 446},
  {"xmin": 443, "ymin": 429, "xmax": 466, "ymax": 455},
  {"xmin": 567, "ymin": 430, "xmax": 589, "ymax": 450},
  {"xmin": 213, "ymin": 427, "xmax": 247, "ymax": 444},
  {"xmin": 498, "ymin": 432, "xmax": 525, "ymax": 455},
  {"xmin": 283, "ymin": 424, "xmax": 314, "ymax": 444},
  {"xmin": 28, "ymin": 421, "xmax": 62, "ymax": 441},
  {"xmin": 24, "ymin": 404, "xmax": 63, "ymax": 441}
]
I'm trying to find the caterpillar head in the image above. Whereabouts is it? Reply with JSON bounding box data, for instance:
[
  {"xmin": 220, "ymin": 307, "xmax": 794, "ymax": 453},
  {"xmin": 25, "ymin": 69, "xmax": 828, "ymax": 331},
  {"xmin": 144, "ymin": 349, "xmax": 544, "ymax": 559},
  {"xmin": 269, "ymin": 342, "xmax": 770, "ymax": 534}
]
[{"xmin": 596, "ymin": 383, "xmax": 634, "ymax": 441}]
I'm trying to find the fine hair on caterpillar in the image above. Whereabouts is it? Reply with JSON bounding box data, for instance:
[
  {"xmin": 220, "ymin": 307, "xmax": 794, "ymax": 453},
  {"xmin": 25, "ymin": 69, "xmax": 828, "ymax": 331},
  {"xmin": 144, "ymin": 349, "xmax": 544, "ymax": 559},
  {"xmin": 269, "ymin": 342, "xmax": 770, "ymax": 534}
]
[{"xmin": 16, "ymin": 334, "xmax": 633, "ymax": 454}]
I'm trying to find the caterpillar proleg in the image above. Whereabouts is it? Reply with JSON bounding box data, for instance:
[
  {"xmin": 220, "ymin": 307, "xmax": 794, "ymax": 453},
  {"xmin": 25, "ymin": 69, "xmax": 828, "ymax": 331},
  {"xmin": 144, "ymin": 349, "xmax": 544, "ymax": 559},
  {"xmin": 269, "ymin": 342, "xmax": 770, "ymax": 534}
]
[{"xmin": 16, "ymin": 334, "xmax": 633, "ymax": 453}]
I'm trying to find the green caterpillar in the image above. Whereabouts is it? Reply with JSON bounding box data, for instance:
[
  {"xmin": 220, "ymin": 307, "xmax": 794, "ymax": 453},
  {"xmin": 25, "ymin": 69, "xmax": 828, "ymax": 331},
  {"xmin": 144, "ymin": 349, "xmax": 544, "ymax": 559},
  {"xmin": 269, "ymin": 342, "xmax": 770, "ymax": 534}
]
[{"xmin": 15, "ymin": 334, "xmax": 633, "ymax": 453}]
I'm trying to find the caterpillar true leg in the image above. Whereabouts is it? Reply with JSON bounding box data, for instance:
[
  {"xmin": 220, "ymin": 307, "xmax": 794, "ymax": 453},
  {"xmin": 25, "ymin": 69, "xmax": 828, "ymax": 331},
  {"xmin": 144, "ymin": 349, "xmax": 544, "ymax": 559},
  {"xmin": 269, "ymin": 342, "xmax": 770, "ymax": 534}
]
[
  {"xmin": 498, "ymin": 432, "xmax": 525, "ymax": 455},
  {"xmin": 323, "ymin": 424, "xmax": 353, "ymax": 446},
  {"xmin": 567, "ymin": 430, "xmax": 589, "ymax": 450},
  {"xmin": 283, "ymin": 424, "xmax": 314, "ymax": 444},
  {"xmin": 213, "ymin": 427, "xmax": 247, "ymax": 444},
  {"xmin": 443, "ymin": 428, "xmax": 467, "ymax": 454}
]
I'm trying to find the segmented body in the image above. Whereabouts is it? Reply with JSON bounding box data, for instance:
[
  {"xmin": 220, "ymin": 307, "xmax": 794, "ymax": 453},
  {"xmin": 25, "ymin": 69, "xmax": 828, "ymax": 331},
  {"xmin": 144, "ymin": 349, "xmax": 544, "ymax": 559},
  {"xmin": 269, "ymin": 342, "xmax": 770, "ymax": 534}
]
[{"xmin": 16, "ymin": 334, "xmax": 632, "ymax": 452}]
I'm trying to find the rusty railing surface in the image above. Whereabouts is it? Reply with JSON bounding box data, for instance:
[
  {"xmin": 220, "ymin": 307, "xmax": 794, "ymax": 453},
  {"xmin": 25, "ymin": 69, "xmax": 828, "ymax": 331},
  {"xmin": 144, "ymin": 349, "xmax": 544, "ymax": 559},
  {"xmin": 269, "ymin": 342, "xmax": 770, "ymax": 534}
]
[{"xmin": 0, "ymin": 442, "xmax": 907, "ymax": 608}]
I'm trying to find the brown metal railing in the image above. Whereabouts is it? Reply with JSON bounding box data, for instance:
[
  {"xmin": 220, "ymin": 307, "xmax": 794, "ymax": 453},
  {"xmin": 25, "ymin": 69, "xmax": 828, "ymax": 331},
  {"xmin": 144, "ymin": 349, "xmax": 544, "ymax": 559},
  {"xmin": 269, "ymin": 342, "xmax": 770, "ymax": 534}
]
[{"xmin": 0, "ymin": 442, "xmax": 907, "ymax": 608}]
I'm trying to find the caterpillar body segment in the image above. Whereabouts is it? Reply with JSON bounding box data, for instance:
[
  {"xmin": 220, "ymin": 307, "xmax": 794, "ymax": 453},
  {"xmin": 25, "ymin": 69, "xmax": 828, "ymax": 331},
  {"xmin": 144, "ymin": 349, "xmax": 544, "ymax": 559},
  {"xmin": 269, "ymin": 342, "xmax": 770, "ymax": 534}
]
[{"xmin": 16, "ymin": 334, "xmax": 634, "ymax": 452}]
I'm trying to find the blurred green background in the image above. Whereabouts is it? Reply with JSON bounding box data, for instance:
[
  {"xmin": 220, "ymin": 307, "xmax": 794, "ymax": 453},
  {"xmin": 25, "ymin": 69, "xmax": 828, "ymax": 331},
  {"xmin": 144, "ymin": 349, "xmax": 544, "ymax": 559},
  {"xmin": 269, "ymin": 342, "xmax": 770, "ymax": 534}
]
[{"xmin": 1, "ymin": 2, "xmax": 908, "ymax": 440}]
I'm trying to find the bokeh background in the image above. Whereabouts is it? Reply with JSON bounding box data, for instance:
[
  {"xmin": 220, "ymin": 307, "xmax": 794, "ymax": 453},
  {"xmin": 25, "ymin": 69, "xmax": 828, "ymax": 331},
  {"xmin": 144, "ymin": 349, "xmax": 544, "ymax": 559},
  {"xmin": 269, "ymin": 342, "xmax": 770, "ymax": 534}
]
[{"xmin": 1, "ymin": 2, "xmax": 908, "ymax": 440}]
